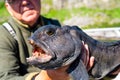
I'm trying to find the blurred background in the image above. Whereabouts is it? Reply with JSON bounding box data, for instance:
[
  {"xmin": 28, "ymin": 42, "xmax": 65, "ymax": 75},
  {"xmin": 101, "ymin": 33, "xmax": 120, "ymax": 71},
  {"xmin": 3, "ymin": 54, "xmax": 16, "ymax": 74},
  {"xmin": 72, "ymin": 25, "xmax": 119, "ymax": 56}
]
[
  {"xmin": 41, "ymin": 0, "xmax": 120, "ymax": 29},
  {"xmin": 0, "ymin": 0, "xmax": 120, "ymax": 40}
]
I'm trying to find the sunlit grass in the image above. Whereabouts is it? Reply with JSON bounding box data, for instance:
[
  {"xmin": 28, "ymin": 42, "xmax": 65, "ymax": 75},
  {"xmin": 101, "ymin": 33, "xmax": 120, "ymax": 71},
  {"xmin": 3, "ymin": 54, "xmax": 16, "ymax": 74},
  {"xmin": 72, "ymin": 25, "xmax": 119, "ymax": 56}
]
[
  {"xmin": 42, "ymin": 7, "xmax": 120, "ymax": 22},
  {"xmin": 0, "ymin": 2, "xmax": 10, "ymax": 24},
  {"xmin": 0, "ymin": 2, "xmax": 120, "ymax": 28}
]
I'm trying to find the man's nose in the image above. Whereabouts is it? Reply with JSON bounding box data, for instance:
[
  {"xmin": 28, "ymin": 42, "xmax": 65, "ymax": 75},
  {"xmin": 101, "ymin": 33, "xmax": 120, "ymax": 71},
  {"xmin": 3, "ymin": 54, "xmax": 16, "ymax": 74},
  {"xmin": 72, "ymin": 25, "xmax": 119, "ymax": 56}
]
[{"xmin": 21, "ymin": 0, "xmax": 30, "ymax": 6}]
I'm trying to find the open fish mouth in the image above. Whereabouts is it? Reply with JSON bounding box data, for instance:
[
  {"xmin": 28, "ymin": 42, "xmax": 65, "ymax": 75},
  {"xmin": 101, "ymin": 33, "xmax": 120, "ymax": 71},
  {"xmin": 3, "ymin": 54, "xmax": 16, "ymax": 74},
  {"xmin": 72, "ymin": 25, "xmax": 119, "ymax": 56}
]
[{"xmin": 27, "ymin": 40, "xmax": 52, "ymax": 64}]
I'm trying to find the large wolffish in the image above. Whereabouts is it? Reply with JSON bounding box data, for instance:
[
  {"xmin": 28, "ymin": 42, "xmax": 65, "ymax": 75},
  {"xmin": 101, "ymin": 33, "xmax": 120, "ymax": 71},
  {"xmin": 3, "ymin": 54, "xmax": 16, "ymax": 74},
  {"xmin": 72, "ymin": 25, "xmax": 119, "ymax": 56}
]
[{"xmin": 27, "ymin": 25, "xmax": 120, "ymax": 80}]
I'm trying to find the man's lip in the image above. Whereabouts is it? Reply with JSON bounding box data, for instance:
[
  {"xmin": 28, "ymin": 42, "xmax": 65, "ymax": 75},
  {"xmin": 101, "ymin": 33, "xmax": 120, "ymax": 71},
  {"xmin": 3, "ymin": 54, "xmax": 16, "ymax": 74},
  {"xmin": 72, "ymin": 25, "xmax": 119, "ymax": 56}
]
[
  {"xmin": 22, "ymin": 8, "xmax": 34, "ymax": 13},
  {"xmin": 22, "ymin": 10, "xmax": 32, "ymax": 14}
]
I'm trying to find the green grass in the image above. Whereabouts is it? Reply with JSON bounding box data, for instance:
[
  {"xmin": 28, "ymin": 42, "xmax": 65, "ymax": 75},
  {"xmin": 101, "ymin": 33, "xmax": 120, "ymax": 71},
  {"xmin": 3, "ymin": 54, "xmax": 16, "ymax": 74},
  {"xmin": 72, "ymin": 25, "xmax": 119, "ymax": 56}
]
[
  {"xmin": 42, "ymin": 7, "xmax": 120, "ymax": 29},
  {"xmin": 104, "ymin": 8, "xmax": 120, "ymax": 18},
  {"xmin": 42, "ymin": 8, "xmax": 71, "ymax": 22},
  {"xmin": 0, "ymin": 1, "xmax": 120, "ymax": 29},
  {"xmin": 42, "ymin": 7, "xmax": 120, "ymax": 22},
  {"xmin": 76, "ymin": 7, "xmax": 120, "ymax": 18},
  {"xmin": 0, "ymin": 3, "xmax": 10, "ymax": 24}
]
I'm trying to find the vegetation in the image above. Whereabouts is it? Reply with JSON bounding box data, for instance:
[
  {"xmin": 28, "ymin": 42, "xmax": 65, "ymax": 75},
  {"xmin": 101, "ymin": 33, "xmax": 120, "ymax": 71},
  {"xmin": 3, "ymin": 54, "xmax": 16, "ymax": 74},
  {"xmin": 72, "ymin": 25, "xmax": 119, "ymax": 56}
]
[
  {"xmin": 0, "ymin": 2, "xmax": 120, "ymax": 29},
  {"xmin": 42, "ymin": 7, "xmax": 120, "ymax": 29},
  {"xmin": 0, "ymin": 2, "xmax": 10, "ymax": 24}
]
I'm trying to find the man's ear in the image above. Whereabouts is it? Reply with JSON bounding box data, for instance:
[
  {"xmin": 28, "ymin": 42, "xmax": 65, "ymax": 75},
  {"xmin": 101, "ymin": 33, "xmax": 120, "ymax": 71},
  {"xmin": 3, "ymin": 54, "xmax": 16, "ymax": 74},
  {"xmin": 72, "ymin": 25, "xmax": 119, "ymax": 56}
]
[
  {"xmin": 5, "ymin": 3, "xmax": 9, "ymax": 10},
  {"xmin": 5, "ymin": 3, "xmax": 14, "ymax": 16}
]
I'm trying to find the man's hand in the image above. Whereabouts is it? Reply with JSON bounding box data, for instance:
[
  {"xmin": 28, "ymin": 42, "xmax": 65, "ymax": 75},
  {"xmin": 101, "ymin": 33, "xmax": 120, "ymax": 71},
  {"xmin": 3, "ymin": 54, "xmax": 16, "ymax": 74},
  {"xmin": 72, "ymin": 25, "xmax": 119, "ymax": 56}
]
[
  {"xmin": 34, "ymin": 65, "xmax": 70, "ymax": 80},
  {"xmin": 82, "ymin": 41, "xmax": 95, "ymax": 71}
]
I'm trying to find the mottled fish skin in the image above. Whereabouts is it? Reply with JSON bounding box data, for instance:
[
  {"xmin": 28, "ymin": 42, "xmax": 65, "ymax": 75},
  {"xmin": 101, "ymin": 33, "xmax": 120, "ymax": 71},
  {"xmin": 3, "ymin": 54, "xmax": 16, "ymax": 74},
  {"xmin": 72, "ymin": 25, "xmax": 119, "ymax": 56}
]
[
  {"xmin": 74, "ymin": 26, "xmax": 120, "ymax": 79},
  {"xmin": 27, "ymin": 25, "xmax": 120, "ymax": 80},
  {"xmin": 27, "ymin": 25, "xmax": 83, "ymax": 69},
  {"xmin": 27, "ymin": 25, "xmax": 89, "ymax": 80}
]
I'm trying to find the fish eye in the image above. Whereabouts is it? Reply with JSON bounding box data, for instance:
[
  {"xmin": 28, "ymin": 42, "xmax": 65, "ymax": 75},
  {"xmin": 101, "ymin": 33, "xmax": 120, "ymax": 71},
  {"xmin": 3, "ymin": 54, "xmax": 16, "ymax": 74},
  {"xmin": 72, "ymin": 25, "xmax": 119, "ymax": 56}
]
[{"xmin": 46, "ymin": 29, "xmax": 55, "ymax": 36}]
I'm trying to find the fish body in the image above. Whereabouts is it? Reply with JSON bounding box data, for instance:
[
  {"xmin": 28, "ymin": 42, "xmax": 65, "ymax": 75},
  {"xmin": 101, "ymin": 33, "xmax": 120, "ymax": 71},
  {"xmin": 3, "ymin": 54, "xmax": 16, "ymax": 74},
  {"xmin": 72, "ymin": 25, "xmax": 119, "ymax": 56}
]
[{"xmin": 27, "ymin": 25, "xmax": 120, "ymax": 80}]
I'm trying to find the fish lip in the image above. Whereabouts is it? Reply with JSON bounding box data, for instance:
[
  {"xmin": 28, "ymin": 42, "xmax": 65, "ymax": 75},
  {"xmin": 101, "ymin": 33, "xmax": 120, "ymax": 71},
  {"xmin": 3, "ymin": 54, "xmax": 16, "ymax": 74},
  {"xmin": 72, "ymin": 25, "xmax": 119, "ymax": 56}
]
[{"xmin": 27, "ymin": 40, "xmax": 55, "ymax": 64}]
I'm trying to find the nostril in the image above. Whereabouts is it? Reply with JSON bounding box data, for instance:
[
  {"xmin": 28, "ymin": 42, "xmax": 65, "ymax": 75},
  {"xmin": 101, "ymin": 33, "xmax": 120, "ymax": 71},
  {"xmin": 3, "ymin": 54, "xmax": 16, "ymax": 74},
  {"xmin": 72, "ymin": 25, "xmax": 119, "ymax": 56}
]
[{"xmin": 29, "ymin": 39, "xmax": 34, "ymax": 45}]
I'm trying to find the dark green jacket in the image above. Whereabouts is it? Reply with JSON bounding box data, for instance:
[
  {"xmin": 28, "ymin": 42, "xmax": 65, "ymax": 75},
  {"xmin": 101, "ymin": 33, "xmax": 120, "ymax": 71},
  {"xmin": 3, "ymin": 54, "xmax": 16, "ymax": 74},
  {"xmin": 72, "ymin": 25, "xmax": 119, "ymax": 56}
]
[{"xmin": 0, "ymin": 16, "xmax": 61, "ymax": 80}]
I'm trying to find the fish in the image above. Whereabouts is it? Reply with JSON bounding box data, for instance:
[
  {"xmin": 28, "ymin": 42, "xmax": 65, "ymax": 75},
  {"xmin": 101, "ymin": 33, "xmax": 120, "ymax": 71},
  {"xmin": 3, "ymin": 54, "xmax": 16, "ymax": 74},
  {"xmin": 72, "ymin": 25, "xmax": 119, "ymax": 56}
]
[{"xmin": 27, "ymin": 25, "xmax": 120, "ymax": 80}]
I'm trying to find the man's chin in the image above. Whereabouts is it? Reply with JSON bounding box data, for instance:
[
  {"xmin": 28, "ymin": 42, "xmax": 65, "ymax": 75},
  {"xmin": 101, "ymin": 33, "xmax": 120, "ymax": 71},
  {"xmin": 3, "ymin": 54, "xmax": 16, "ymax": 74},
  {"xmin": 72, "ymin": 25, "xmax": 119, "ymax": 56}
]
[
  {"xmin": 21, "ymin": 15, "xmax": 39, "ymax": 26},
  {"xmin": 22, "ymin": 11, "xmax": 39, "ymax": 22}
]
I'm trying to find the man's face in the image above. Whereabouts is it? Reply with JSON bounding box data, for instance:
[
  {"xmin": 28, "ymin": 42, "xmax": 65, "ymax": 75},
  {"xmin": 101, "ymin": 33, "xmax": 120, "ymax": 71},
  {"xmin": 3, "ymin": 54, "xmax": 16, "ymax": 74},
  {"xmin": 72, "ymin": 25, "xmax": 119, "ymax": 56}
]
[{"xmin": 6, "ymin": 0, "xmax": 41, "ymax": 26}]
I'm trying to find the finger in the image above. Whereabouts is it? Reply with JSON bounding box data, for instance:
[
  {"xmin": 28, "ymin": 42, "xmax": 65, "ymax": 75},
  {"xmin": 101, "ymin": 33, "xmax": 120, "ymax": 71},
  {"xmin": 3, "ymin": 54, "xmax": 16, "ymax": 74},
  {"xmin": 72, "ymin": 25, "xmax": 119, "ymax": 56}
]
[{"xmin": 87, "ymin": 56, "xmax": 95, "ymax": 71}]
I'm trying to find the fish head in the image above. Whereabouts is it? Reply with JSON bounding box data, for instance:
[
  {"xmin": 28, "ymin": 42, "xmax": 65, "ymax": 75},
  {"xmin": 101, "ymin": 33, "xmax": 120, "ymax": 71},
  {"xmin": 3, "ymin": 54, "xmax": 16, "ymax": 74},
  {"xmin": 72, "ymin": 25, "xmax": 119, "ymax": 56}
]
[{"xmin": 27, "ymin": 25, "xmax": 83, "ymax": 69}]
